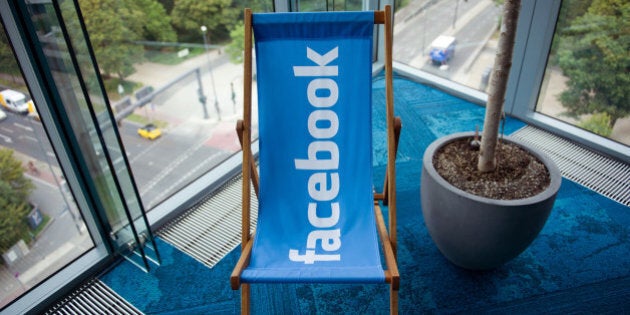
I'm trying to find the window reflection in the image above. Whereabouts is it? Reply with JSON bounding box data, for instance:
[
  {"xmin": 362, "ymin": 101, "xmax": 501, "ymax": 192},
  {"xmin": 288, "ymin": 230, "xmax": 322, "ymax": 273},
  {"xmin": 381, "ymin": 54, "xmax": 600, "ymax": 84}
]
[{"xmin": 0, "ymin": 23, "xmax": 92, "ymax": 310}]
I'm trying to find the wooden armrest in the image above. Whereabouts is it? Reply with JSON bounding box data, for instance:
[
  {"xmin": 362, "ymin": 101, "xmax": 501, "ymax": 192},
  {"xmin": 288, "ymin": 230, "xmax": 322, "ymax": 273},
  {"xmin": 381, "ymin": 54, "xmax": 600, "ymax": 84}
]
[
  {"xmin": 375, "ymin": 205, "xmax": 400, "ymax": 290},
  {"xmin": 230, "ymin": 235, "xmax": 255, "ymax": 290}
]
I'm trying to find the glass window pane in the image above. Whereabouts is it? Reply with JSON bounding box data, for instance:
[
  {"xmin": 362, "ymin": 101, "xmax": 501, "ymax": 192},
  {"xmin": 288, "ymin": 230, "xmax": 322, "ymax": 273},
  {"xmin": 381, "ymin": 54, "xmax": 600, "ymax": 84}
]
[
  {"xmin": 536, "ymin": 0, "xmax": 629, "ymax": 146},
  {"xmin": 394, "ymin": 0, "xmax": 501, "ymax": 91},
  {"xmin": 75, "ymin": 0, "xmax": 273, "ymax": 210},
  {"xmin": 0, "ymin": 22, "xmax": 93, "ymax": 310},
  {"xmin": 297, "ymin": 0, "xmax": 362, "ymax": 11}
]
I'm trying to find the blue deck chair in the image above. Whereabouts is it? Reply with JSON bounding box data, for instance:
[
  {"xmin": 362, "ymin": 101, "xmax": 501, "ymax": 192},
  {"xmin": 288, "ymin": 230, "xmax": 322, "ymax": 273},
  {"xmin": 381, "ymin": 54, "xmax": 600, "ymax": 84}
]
[{"xmin": 231, "ymin": 6, "xmax": 401, "ymax": 314}]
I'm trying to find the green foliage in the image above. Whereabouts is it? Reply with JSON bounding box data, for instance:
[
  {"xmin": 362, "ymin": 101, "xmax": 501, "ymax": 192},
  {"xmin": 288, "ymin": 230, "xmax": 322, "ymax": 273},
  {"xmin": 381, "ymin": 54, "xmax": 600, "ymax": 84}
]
[
  {"xmin": 557, "ymin": 0, "xmax": 630, "ymax": 127},
  {"xmin": 133, "ymin": 0, "xmax": 178, "ymax": 42},
  {"xmin": 77, "ymin": 0, "xmax": 177, "ymax": 80},
  {"xmin": 0, "ymin": 149, "xmax": 34, "ymax": 202},
  {"xmin": 126, "ymin": 113, "xmax": 168, "ymax": 128},
  {"xmin": 225, "ymin": 21, "xmax": 245, "ymax": 64},
  {"xmin": 0, "ymin": 200, "xmax": 31, "ymax": 253},
  {"xmin": 579, "ymin": 112, "xmax": 613, "ymax": 136},
  {"xmin": 171, "ymin": 0, "xmax": 240, "ymax": 42},
  {"xmin": 0, "ymin": 149, "xmax": 34, "ymax": 252},
  {"xmin": 0, "ymin": 24, "xmax": 22, "ymax": 82}
]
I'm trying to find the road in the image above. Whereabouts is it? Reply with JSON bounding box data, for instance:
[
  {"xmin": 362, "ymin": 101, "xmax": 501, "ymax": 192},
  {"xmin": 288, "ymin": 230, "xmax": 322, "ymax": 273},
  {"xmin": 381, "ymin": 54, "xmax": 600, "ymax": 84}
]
[
  {"xmin": 119, "ymin": 119, "xmax": 232, "ymax": 209},
  {"xmin": 394, "ymin": 0, "xmax": 499, "ymax": 80},
  {"xmin": 0, "ymin": 102, "xmax": 235, "ymax": 210},
  {"xmin": 0, "ymin": 112, "xmax": 53, "ymax": 162}
]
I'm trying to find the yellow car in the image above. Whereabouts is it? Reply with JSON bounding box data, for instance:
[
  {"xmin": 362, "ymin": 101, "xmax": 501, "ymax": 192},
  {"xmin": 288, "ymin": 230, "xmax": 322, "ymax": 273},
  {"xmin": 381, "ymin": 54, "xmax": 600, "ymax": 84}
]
[{"xmin": 137, "ymin": 123, "xmax": 162, "ymax": 140}]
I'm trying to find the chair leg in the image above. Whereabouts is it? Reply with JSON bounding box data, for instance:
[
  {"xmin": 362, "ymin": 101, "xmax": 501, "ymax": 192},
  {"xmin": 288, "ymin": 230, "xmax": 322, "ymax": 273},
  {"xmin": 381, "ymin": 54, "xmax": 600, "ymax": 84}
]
[
  {"xmin": 390, "ymin": 285, "xmax": 399, "ymax": 315},
  {"xmin": 241, "ymin": 284, "xmax": 251, "ymax": 315}
]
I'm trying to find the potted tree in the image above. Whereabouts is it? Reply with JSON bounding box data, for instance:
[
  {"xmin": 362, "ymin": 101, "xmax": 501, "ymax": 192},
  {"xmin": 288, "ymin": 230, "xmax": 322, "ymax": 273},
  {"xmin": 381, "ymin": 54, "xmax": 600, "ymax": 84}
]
[{"xmin": 420, "ymin": 0, "xmax": 561, "ymax": 270}]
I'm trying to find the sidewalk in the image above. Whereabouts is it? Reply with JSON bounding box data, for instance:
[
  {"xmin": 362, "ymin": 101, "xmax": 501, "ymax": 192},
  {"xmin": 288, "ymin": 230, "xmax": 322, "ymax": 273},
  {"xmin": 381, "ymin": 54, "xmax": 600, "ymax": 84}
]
[
  {"xmin": 128, "ymin": 49, "xmax": 245, "ymax": 111},
  {"xmin": 128, "ymin": 50, "xmax": 223, "ymax": 88},
  {"xmin": 13, "ymin": 150, "xmax": 61, "ymax": 188},
  {"xmin": 126, "ymin": 48, "xmax": 256, "ymax": 153}
]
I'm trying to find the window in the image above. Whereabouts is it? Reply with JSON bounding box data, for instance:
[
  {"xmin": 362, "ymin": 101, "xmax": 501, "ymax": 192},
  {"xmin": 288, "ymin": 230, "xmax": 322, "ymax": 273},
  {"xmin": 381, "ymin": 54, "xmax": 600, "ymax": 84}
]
[
  {"xmin": 393, "ymin": 0, "xmax": 501, "ymax": 92},
  {"xmin": 508, "ymin": 0, "xmax": 629, "ymax": 162},
  {"xmin": 535, "ymin": 0, "xmax": 629, "ymax": 147},
  {"xmin": 73, "ymin": 0, "xmax": 273, "ymax": 211},
  {"xmin": 0, "ymin": 22, "xmax": 93, "ymax": 310},
  {"xmin": 296, "ymin": 0, "xmax": 363, "ymax": 11}
]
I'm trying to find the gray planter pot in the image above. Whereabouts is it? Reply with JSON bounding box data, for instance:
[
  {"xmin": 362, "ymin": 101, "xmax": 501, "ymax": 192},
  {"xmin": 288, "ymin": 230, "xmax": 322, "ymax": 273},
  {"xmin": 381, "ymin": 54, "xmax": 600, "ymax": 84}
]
[{"xmin": 421, "ymin": 132, "xmax": 561, "ymax": 270}]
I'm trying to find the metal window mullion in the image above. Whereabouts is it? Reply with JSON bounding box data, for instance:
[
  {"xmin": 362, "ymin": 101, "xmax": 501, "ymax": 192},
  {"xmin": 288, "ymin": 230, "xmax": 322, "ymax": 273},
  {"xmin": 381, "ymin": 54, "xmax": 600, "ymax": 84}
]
[{"xmin": 52, "ymin": 0, "xmax": 157, "ymax": 271}]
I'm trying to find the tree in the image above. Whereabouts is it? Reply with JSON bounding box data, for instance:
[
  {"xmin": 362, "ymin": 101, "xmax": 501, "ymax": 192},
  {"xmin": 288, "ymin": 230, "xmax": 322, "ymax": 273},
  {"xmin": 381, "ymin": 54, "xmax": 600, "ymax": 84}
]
[
  {"xmin": 0, "ymin": 24, "xmax": 23, "ymax": 83},
  {"xmin": 579, "ymin": 112, "xmax": 613, "ymax": 137},
  {"xmin": 171, "ymin": 0, "xmax": 240, "ymax": 42},
  {"xmin": 131, "ymin": 0, "xmax": 177, "ymax": 43},
  {"xmin": 0, "ymin": 149, "xmax": 34, "ymax": 252},
  {"xmin": 0, "ymin": 149, "xmax": 33, "ymax": 202},
  {"xmin": 225, "ymin": 21, "xmax": 245, "ymax": 64},
  {"xmin": 77, "ymin": 0, "xmax": 177, "ymax": 80},
  {"xmin": 557, "ymin": 0, "xmax": 630, "ymax": 128},
  {"xmin": 478, "ymin": 0, "xmax": 520, "ymax": 172}
]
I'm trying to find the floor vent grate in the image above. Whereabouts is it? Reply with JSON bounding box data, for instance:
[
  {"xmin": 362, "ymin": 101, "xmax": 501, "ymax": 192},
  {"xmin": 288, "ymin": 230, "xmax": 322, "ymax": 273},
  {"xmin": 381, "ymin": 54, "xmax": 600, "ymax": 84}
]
[
  {"xmin": 511, "ymin": 126, "xmax": 630, "ymax": 207},
  {"xmin": 158, "ymin": 175, "xmax": 258, "ymax": 268},
  {"xmin": 44, "ymin": 278, "xmax": 142, "ymax": 314}
]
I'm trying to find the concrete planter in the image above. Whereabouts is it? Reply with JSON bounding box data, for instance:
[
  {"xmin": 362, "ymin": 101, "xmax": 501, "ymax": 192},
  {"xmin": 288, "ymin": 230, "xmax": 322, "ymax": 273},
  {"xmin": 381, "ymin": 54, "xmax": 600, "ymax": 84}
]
[{"xmin": 421, "ymin": 132, "xmax": 561, "ymax": 270}]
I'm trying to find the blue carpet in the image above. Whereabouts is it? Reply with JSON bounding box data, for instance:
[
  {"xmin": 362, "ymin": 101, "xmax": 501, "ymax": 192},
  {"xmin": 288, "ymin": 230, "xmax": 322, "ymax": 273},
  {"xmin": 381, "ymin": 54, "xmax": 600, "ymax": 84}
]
[{"xmin": 100, "ymin": 77, "xmax": 630, "ymax": 314}]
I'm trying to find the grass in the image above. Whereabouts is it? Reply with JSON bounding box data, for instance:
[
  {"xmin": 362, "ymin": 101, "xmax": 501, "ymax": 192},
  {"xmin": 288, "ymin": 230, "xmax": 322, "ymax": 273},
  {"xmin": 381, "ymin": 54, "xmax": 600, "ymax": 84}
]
[
  {"xmin": 125, "ymin": 113, "xmax": 168, "ymax": 128},
  {"xmin": 103, "ymin": 78, "xmax": 142, "ymax": 102},
  {"xmin": 29, "ymin": 214, "xmax": 51, "ymax": 240},
  {"xmin": 0, "ymin": 79, "xmax": 28, "ymax": 94}
]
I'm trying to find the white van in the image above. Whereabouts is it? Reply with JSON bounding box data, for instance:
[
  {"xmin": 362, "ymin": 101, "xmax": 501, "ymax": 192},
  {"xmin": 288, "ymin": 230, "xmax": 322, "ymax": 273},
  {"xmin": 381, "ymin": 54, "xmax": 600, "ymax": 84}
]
[
  {"xmin": 429, "ymin": 35, "xmax": 456, "ymax": 66},
  {"xmin": 0, "ymin": 89, "xmax": 29, "ymax": 114}
]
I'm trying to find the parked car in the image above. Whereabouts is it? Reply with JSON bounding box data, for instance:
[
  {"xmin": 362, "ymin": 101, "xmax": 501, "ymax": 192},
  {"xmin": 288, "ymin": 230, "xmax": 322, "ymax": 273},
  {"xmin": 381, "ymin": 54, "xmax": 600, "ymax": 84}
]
[
  {"xmin": 138, "ymin": 123, "xmax": 162, "ymax": 140},
  {"xmin": 429, "ymin": 35, "xmax": 456, "ymax": 66},
  {"xmin": 0, "ymin": 108, "xmax": 6, "ymax": 121},
  {"xmin": 0, "ymin": 89, "xmax": 29, "ymax": 113}
]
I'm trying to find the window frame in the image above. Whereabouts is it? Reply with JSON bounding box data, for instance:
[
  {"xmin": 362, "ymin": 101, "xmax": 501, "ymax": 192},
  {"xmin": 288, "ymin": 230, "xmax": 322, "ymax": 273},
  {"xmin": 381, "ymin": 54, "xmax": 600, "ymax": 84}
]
[{"xmin": 0, "ymin": 2, "xmax": 110, "ymax": 314}]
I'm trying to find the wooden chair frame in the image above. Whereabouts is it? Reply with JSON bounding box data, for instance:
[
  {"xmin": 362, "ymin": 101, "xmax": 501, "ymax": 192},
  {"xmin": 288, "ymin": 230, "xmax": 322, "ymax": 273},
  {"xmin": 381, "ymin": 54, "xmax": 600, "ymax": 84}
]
[{"xmin": 231, "ymin": 6, "xmax": 400, "ymax": 314}]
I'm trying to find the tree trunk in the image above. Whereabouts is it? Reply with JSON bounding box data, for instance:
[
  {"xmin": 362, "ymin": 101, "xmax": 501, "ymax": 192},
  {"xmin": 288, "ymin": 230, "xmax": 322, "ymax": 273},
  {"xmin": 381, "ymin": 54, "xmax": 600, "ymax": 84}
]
[{"xmin": 478, "ymin": 0, "xmax": 521, "ymax": 173}]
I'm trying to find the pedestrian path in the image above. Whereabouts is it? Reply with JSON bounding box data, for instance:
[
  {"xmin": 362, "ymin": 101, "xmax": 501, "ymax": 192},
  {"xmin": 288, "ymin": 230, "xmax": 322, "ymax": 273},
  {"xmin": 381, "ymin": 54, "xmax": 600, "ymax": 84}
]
[{"xmin": 13, "ymin": 150, "xmax": 60, "ymax": 188}]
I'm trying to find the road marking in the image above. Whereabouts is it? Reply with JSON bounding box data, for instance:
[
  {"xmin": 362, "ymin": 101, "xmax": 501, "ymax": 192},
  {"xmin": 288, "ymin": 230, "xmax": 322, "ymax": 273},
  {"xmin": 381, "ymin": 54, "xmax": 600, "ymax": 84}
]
[
  {"xmin": 14, "ymin": 123, "xmax": 34, "ymax": 132},
  {"xmin": 145, "ymin": 151, "xmax": 223, "ymax": 208},
  {"xmin": 0, "ymin": 133, "xmax": 13, "ymax": 143},
  {"xmin": 47, "ymin": 151, "xmax": 55, "ymax": 157},
  {"xmin": 19, "ymin": 135, "xmax": 39, "ymax": 142},
  {"xmin": 1, "ymin": 127, "xmax": 13, "ymax": 133}
]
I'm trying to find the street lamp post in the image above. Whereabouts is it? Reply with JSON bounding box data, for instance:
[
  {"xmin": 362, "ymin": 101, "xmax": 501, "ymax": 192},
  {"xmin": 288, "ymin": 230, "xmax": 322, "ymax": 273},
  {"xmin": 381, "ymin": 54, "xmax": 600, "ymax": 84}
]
[
  {"xmin": 200, "ymin": 25, "xmax": 221, "ymax": 120},
  {"xmin": 453, "ymin": 0, "xmax": 460, "ymax": 29}
]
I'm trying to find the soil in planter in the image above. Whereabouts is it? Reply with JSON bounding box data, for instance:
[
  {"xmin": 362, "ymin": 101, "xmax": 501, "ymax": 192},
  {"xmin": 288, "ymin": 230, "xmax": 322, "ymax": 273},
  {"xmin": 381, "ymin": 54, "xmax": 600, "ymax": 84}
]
[{"xmin": 433, "ymin": 137, "xmax": 551, "ymax": 200}]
